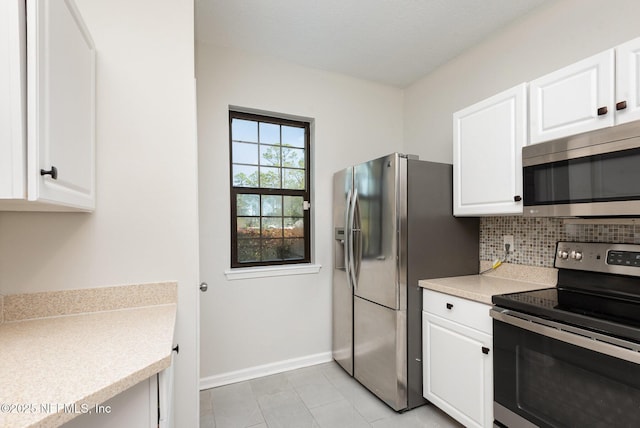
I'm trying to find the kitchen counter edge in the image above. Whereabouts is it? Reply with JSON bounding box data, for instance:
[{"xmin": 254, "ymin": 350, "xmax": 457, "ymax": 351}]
[
  {"xmin": 419, "ymin": 264, "xmax": 557, "ymax": 305},
  {"xmin": 0, "ymin": 282, "xmax": 177, "ymax": 428}
]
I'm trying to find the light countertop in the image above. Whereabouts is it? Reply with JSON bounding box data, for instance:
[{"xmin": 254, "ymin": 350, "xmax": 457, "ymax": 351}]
[
  {"xmin": 0, "ymin": 282, "xmax": 177, "ymax": 428},
  {"xmin": 419, "ymin": 262, "xmax": 557, "ymax": 305}
]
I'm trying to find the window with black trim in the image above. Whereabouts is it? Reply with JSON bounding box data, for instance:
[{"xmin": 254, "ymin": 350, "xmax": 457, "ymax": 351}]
[{"xmin": 229, "ymin": 111, "xmax": 311, "ymax": 268}]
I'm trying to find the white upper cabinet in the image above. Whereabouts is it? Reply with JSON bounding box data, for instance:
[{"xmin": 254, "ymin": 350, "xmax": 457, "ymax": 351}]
[
  {"xmin": 0, "ymin": 0, "xmax": 27, "ymax": 199},
  {"xmin": 453, "ymin": 83, "xmax": 527, "ymax": 216},
  {"xmin": 615, "ymin": 37, "xmax": 640, "ymax": 125},
  {"xmin": 0, "ymin": 0, "xmax": 95, "ymax": 211},
  {"xmin": 530, "ymin": 37, "xmax": 640, "ymax": 145},
  {"xmin": 529, "ymin": 50, "xmax": 614, "ymax": 145}
]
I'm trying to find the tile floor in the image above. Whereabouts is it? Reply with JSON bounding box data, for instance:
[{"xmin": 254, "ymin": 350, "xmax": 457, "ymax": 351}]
[{"xmin": 200, "ymin": 361, "xmax": 463, "ymax": 428}]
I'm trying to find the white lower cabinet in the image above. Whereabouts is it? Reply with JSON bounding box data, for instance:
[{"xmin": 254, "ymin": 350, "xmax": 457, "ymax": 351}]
[
  {"xmin": 422, "ymin": 289, "xmax": 493, "ymax": 428},
  {"xmin": 61, "ymin": 377, "xmax": 157, "ymax": 428}
]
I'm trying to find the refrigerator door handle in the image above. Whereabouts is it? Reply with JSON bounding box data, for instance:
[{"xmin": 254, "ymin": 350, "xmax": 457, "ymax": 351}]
[
  {"xmin": 353, "ymin": 190, "xmax": 362, "ymax": 285},
  {"xmin": 348, "ymin": 188, "xmax": 358, "ymax": 290},
  {"xmin": 345, "ymin": 188, "xmax": 353, "ymax": 288}
]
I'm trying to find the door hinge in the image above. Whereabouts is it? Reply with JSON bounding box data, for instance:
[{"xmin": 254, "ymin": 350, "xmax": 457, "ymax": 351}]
[{"xmin": 303, "ymin": 200, "xmax": 311, "ymax": 210}]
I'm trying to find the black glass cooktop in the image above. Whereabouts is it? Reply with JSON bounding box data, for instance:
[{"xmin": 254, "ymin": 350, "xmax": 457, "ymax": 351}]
[{"xmin": 492, "ymin": 286, "xmax": 640, "ymax": 344}]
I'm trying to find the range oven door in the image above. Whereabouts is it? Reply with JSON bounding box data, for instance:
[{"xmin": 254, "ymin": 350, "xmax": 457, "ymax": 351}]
[{"xmin": 491, "ymin": 309, "xmax": 640, "ymax": 428}]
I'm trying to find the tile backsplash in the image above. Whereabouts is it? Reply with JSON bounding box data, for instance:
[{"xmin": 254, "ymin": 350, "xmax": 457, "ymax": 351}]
[{"xmin": 480, "ymin": 217, "xmax": 640, "ymax": 267}]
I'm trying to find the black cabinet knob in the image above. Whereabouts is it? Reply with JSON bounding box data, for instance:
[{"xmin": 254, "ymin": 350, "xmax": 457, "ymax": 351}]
[
  {"xmin": 616, "ymin": 101, "xmax": 628, "ymax": 111},
  {"xmin": 482, "ymin": 347, "xmax": 490, "ymax": 355},
  {"xmin": 446, "ymin": 303, "xmax": 453, "ymax": 310},
  {"xmin": 40, "ymin": 166, "xmax": 58, "ymax": 180},
  {"xmin": 514, "ymin": 195, "xmax": 522, "ymax": 202},
  {"xmin": 597, "ymin": 106, "xmax": 608, "ymax": 116},
  {"xmin": 172, "ymin": 344, "xmax": 179, "ymax": 354}
]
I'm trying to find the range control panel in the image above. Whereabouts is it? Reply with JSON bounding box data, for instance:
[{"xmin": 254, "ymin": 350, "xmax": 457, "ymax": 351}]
[
  {"xmin": 607, "ymin": 250, "xmax": 640, "ymax": 267},
  {"xmin": 555, "ymin": 242, "xmax": 640, "ymax": 276}
]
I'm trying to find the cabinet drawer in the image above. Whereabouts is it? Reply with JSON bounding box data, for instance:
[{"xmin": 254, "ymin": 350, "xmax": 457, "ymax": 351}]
[{"xmin": 422, "ymin": 289, "xmax": 492, "ymax": 335}]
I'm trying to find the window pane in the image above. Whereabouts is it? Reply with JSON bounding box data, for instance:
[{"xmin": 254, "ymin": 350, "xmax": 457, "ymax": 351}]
[
  {"xmin": 262, "ymin": 239, "xmax": 284, "ymax": 261},
  {"xmin": 260, "ymin": 166, "xmax": 281, "ymax": 188},
  {"xmin": 232, "ymin": 142, "xmax": 258, "ymax": 165},
  {"xmin": 233, "ymin": 165, "xmax": 259, "ymax": 187},
  {"xmin": 232, "ymin": 119, "xmax": 258, "ymax": 143},
  {"xmin": 282, "ymin": 147, "xmax": 305, "ymax": 168},
  {"xmin": 262, "ymin": 195, "xmax": 282, "ymax": 216},
  {"xmin": 284, "ymin": 238, "xmax": 305, "ymax": 260},
  {"xmin": 262, "ymin": 218, "xmax": 283, "ymax": 238},
  {"xmin": 237, "ymin": 239, "xmax": 260, "ymax": 263},
  {"xmin": 282, "ymin": 126, "xmax": 305, "ymax": 148},
  {"xmin": 283, "ymin": 196, "xmax": 304, "ymax": 217},
  {"xmin": 237, "ymin": 217, "xmax": 260, "ymax": 238},
  {"xmin": 230, "ymin": 111, "xmax": 309, "ymax": 268},
  {"xmin": 237, "ymin": 194, "xmax": 260, "ymax": 216},
  {"xmin": 283, "ymin": 168, "xmax": 305, "ymax": 190},
  {"xmin": 260, "ymin": 145, "xmax": 281, "ymax": 167},
  {"xmin": 259, "ymin": 122, "xmax": 280, "ymax": 145},
  {"xmin": 284, "ymin": 217, "xmax": 304, "ymax": 238}
]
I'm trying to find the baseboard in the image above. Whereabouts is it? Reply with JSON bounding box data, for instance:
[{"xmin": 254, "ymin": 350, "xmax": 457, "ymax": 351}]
[{"xmin": 199, "ymin": 351, "xmax": 333, "ymax": 390}]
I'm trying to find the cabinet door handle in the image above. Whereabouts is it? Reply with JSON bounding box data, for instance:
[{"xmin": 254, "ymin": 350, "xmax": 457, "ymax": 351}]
[
  {"xmin": 446, "ymin": 303, "xmax": 453, "ymax": 310},
  {"xmin": 616, "ymin": 101, "xmax": 628, "ymax": 111},
  {"xmin": 482, "ymin": 346, "xmax": 490, "ymax": 355},
  {"xmin": 597, "ymin": 106, "xmax": 608, "ymax": 116},
  {"xmin": 40, "ymin": 166, "xmax": 58, "ymax": 180},
  {"xmin": 514, "ymin": 195, "xmax": 522, "ymax": 202}
]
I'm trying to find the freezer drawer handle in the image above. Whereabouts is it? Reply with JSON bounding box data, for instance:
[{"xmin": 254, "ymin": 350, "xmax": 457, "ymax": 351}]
[
  {"xmin": 446, "ymin": 303, "xmax": 453, "ymax": 310},
  {"xmin": 482, "ymin": 347, "xmax": 490, "ymax": 355}
]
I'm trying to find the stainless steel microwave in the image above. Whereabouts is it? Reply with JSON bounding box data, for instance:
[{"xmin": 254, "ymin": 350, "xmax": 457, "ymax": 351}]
[{"xmin": 522, "ymin": 120, "xmax": 640, "ymax": 217}]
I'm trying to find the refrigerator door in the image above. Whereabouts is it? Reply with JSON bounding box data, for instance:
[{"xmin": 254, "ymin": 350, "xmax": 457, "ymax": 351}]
[
  {"xmin": 354, "ymin": 295, "xmax": 407, "ymax": 411},
  {"xmin": 353, "ymin": 153, "xmax": 403, "ymax": 310},
  {"xmin": 332, "ymin": 167, "xmax": 353, "ymax": 375}
]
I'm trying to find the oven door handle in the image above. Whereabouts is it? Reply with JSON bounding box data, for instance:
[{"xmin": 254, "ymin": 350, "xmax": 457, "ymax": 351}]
[{"xmin": 490, "ymin": 308, "xmax": 640, "ymax": 365}]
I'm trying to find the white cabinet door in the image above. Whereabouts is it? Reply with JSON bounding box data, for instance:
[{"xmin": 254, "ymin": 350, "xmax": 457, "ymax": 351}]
[
  {"xmin": 61, "ymin": 377, "xmax": 157, "ymax": 428},
  {"xmin": 453, "ymin": 83, "xmax": 526, "ymax": 216},
  {"xmin": 529, "ymin": 50, "xmax": 615, "ymax": 145},
  {"xmin": 615, "ymin": 37, "xmax": 640, "ymax": 125},
  {"xmin": 423, "ymin": 311, "xmax": 493, "ymax": 428},
  {"xmin": 27, "ymin": 0, "xmax": 96, "ymax": 210},
  {"xmin": 0, "ymin": 0, "xmax": 27, "ymax": 199}
]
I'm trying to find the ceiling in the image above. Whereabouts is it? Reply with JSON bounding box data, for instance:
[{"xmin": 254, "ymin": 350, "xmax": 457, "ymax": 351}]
[{"xmin": 195, "ymin": 0, "xmax": 550, "ymax": 88}]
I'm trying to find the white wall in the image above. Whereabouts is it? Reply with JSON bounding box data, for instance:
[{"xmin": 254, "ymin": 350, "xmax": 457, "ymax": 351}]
[
  {"xmin": 404, "ymin": 0, "xmax": 640, "ymax": 163},
  {"xmin": 0, "ymin": 0, "xmax": 199, "ymax": 426},
  {"xmin": 196, "ymin": 43, "xmax": 403, "ymax": 382}
]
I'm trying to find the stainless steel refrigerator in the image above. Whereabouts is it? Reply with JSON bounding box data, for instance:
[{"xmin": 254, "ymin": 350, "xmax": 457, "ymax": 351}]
[{"xmin": 332, "ymin": 153, "xmax": 479, "ymax": 411}]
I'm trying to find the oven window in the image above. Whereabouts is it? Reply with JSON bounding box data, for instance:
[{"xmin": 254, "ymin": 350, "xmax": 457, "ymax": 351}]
[
  {"xmin": 518, "ymin": 346, "xmax": 640, "ymax": 426},
  {"xmin": 523, "ymin": 147, "xmax": 640, "ymax": 206},
  {"xmin": 494, "ymin": 320, "xmax": 640, "ymax": 428}
]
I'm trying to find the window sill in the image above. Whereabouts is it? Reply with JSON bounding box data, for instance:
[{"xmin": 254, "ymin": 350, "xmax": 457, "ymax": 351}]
[{"xmin": 224, "ymin": 264, "xmax": 322, "ymax": 281}]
